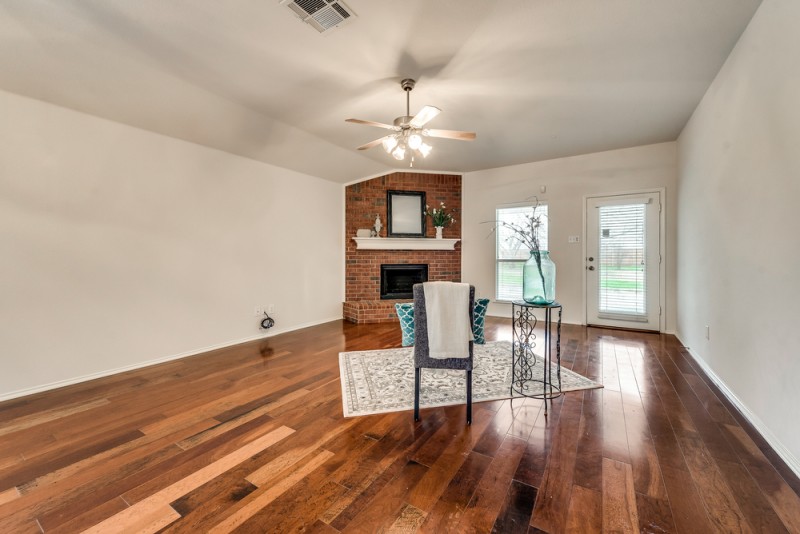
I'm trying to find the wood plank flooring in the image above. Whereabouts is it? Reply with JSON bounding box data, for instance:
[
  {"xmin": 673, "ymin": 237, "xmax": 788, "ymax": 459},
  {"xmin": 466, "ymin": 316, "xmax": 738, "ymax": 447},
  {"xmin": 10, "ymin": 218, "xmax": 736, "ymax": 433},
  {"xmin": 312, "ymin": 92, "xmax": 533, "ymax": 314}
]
[{"xmin": 1, "ymin": 318, "xmax": 798, "ymax": 533}]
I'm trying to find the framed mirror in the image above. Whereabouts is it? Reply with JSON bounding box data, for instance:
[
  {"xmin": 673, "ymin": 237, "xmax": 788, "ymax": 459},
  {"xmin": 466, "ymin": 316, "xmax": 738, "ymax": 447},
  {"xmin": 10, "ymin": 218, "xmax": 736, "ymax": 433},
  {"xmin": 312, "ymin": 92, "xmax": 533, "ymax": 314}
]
[{"xmin": 387, "ymin": 190, "xmax": 426, "ymax": 237}]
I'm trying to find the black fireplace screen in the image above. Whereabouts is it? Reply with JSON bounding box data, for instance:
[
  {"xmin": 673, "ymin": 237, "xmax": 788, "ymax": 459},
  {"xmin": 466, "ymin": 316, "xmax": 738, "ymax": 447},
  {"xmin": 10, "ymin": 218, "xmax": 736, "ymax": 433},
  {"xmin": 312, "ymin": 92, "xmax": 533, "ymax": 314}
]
[{"xmin": 380, "ymin": 264, "xmax": 429, "ymax": 299}]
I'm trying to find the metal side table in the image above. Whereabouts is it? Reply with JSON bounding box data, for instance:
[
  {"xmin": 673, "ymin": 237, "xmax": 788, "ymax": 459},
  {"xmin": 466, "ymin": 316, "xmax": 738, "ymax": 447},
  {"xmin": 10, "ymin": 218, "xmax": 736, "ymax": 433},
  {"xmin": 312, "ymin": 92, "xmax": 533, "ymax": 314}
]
[{"xmin": 511, "ymin": 301, "xmax": 562, "ymax": 409}]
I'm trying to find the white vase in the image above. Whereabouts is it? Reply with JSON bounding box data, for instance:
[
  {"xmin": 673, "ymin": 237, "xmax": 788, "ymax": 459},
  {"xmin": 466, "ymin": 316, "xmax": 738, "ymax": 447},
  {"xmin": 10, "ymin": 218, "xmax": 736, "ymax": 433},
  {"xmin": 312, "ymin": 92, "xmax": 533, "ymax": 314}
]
[{"xmin": 435, "ymin": 226, "xmax": 444, "ymax": 239}]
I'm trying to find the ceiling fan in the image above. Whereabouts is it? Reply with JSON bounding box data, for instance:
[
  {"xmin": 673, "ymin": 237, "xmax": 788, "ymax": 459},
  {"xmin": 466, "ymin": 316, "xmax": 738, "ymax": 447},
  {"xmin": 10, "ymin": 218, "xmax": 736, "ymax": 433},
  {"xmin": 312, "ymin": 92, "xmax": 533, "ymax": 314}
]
[{"xmin": 346, "ymin": 78, "xmax": 476, "ymax": 164}]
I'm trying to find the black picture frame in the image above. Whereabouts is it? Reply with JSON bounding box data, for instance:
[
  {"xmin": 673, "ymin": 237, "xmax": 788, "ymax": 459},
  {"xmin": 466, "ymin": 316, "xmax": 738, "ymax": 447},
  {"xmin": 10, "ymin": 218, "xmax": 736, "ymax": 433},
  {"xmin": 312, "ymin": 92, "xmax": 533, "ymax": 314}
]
[{"xmin": 387, "ymin": 190, "xmax": 426, "ymax": 237}]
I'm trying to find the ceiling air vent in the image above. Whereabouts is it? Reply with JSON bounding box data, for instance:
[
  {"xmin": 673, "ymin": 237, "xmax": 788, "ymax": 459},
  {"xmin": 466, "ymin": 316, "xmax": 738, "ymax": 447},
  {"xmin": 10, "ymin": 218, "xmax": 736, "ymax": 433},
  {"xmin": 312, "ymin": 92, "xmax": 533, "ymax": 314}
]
[{"xmin": 280, "ymin": 0, "xmax": 357, "ymax": 34}]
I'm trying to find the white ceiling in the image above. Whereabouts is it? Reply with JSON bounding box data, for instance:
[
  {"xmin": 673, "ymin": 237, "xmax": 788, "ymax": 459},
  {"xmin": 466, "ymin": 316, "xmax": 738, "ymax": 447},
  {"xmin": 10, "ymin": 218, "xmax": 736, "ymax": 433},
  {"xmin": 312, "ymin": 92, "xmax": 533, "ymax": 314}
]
[{"xmin": 0, "ymin": 0, "xmax": 762, "ymax": 183}]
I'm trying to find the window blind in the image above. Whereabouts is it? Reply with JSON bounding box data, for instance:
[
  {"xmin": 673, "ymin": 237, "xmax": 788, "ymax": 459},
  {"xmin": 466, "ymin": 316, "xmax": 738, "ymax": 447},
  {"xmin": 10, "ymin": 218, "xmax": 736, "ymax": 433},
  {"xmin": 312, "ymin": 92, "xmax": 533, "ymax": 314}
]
[{"xmin": 598, "ymin": 203, "xmax": 646, "ymax": 318}]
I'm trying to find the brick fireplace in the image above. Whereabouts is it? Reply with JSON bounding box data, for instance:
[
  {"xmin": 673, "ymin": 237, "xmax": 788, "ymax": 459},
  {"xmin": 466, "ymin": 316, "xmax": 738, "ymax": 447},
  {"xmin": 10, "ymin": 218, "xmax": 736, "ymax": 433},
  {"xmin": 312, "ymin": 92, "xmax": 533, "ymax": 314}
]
[{"xmin": 343, "ymin": 172, "xmax": 462, "ymax": 323}]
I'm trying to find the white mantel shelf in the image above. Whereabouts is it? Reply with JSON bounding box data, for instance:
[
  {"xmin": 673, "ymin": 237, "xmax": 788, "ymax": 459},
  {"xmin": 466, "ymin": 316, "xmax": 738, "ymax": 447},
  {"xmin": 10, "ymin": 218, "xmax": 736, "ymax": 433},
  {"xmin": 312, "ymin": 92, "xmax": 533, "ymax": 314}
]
[{"xmin": 352, "ymin": 237, "xmax": 460, "ymax": 250}]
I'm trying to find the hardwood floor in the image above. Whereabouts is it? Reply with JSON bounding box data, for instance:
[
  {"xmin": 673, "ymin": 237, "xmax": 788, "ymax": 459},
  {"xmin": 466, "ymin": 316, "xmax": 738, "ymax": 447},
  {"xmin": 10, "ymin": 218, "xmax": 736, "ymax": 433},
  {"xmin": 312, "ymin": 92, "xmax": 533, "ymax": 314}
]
[{"xmin": 1, "ymin": 318, "xmax": 799, "ymax": 533}]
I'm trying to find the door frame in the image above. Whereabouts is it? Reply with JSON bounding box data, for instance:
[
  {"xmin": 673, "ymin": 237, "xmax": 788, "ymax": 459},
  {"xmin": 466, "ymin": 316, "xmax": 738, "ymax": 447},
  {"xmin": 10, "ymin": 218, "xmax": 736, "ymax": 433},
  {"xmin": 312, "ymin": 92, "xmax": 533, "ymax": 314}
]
[{"xmin": 582, "ymin": 188, "xmax": 666, "ymax": 332}]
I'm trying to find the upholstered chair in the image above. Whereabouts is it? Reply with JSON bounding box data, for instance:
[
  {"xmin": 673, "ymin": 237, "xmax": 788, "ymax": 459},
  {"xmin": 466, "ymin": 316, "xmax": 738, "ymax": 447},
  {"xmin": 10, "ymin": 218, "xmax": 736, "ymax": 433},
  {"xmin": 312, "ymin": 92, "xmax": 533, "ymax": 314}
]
[{"xmin": 412, "ymin": 283, "xmax": 476, "ymax": 424}]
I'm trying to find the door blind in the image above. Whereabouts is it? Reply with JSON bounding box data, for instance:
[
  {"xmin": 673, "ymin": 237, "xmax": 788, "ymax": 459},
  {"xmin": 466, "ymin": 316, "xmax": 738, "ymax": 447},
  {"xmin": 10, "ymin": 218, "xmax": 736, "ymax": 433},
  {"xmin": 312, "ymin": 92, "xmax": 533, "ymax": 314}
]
[{"xmin": 598, "ymin": 203, "xmax": 647, "ymax": 319}]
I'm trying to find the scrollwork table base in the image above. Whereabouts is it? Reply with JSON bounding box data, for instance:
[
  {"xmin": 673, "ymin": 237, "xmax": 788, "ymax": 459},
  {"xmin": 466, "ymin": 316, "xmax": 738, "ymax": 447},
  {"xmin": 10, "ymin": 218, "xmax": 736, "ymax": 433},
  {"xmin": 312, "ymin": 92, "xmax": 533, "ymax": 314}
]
[{"xmin": 511, "ymin": 301, "xmax": 562, "ymax": 412}]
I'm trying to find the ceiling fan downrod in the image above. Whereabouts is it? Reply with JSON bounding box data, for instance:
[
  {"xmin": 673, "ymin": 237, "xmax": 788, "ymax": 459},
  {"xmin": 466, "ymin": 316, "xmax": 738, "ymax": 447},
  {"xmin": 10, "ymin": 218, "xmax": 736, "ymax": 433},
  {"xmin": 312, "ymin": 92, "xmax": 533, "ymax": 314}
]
[{"xmin": 401, "ymin": 78, "xmax": 416, "ymax": 127}]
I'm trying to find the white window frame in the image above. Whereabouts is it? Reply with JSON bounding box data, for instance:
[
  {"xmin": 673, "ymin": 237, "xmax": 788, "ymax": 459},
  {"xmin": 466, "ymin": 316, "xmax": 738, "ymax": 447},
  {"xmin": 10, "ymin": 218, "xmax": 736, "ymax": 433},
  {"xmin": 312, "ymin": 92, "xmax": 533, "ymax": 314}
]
[{"xmin": 495, "ymin": 202, "xmax": 549, "ymax": 303}]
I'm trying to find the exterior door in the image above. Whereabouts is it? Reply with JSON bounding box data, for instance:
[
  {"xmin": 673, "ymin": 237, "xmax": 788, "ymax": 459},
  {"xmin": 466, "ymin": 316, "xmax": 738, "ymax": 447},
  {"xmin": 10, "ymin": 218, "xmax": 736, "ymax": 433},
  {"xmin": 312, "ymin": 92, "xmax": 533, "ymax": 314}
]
[{"xmin": 586, "ymin": 192, "xmax": 662, "ymax": 331}]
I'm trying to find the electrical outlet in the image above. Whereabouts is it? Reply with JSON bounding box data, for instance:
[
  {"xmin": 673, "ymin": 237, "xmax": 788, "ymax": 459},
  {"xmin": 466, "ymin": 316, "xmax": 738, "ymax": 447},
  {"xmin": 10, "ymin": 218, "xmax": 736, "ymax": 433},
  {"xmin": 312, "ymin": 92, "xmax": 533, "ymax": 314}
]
[
  {"xmin": 705, "ymin": 325, "xmax": 710, "ymax": 340},
  {"xmin": 254, "ymin": 306, "xmax": 263, "ymax": 317},
  {"xmin": 268, "ymin": 304, "xmax": 276, "ymax": 314}
]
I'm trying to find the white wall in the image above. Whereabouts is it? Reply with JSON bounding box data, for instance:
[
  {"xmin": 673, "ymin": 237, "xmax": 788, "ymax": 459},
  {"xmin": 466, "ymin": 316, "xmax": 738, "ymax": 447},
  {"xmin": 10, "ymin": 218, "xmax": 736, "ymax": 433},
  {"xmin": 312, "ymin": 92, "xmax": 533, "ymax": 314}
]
[
  {"xmin": 0, "ymin": 89, "xmax": 343, "ymax": 400},
  {"xmin": 462, "ymin": 142, "xmax": 678, "ymax": 329},
  {"xmin": 677, "ymin": 0, "xmax": 800, "ymax": 469}
]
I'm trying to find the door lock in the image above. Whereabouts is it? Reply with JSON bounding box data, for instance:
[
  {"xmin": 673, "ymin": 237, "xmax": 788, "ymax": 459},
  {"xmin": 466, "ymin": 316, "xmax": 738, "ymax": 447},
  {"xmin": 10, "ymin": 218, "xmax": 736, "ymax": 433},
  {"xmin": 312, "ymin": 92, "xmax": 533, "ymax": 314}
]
[{"xmin": 588, "ymin": 266, "xmax": 595, "ymax": 271}]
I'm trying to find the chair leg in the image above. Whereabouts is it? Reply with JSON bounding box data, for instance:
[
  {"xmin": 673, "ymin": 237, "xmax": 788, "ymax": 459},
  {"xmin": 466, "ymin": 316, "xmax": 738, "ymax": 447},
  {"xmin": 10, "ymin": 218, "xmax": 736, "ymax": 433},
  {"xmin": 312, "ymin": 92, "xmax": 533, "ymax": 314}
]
[
  {"xmin": 414, "ymin": 367, "xmax": 421, "ymax": 422},
  {"xmin": 466, "ymin": 370, "xmax": 472, "ymax": 425}
]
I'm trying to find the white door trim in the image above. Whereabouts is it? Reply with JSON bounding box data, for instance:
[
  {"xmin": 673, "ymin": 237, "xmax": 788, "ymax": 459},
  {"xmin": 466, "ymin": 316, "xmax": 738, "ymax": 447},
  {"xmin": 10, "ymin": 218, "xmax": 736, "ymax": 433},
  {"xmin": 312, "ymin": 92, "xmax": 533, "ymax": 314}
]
[{"xmin": 582, "ymin": 188, "xmax": 666, "ymax": 332}]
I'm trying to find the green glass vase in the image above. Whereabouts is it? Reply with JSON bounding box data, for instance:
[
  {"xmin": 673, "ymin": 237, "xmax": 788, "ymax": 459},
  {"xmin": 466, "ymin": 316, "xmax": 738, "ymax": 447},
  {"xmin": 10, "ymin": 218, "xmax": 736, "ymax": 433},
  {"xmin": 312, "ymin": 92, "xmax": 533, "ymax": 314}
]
[{"xmin": 523, "ymin": 250, "xmax": 556, "ymax": 305}]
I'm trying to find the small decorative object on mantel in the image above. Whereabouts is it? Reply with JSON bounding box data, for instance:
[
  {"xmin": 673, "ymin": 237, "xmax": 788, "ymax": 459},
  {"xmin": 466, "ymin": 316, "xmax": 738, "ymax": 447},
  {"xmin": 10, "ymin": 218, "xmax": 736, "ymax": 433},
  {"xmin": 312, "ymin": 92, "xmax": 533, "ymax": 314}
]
[
  {"xmin": 488, "ymin": 197, "xmax": 555, "ymax": 304},
  {"xmin": 373, "ymin": 214, "xmax": 382, "ymax": 237},
  {"xmin": 425, "ymin": 202, "xmax": 456, "ymax": 240}
]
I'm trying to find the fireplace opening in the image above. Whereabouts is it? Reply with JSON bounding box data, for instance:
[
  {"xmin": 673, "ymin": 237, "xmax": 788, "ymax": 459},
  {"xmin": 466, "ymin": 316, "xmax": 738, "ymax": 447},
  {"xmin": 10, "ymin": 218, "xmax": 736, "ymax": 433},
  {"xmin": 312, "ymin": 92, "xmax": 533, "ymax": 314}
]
[{"xmin": 380, "ymin": 264, "xmax": 428, "ymax": 300}]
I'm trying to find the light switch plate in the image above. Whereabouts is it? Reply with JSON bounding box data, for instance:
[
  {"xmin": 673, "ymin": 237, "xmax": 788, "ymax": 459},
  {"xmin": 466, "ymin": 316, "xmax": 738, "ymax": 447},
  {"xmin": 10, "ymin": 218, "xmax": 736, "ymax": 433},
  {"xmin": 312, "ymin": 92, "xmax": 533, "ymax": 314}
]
[{"xmin": 568, "ymin": 235, "xmax": 580, "ymax": 243}]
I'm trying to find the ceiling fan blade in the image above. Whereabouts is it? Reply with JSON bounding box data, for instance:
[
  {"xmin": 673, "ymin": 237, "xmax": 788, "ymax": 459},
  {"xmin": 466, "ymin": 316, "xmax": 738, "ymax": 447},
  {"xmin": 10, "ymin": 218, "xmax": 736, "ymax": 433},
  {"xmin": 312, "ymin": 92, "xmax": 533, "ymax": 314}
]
[
  {"xmin": 356, "ymin": 136, "xmax": 392, "ymax": 151},
  {"xmin": 409, "ymin": 105, "xmax": 441, "ymax": 128},
  {"xmin": 424, "ymin": 128, "xmax": 477, "ymax": 141},
  {"xmin": 346, "ymin": 118, "xmax": 398, "ymax": 130}
]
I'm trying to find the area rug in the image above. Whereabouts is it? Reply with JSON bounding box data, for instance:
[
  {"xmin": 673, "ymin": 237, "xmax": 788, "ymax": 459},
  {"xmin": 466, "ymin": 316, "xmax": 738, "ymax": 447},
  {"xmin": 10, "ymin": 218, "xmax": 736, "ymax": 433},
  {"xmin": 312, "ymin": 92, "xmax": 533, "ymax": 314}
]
[{"xmin": 339, "ymin": 340, "xmax": 602, "ymax": 417}]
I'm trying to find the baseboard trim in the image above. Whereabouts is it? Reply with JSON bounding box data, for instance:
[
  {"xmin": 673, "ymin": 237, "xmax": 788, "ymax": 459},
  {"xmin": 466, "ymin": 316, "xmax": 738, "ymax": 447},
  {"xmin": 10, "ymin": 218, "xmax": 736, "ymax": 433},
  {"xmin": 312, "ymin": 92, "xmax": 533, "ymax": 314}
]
[
  {"xmin": 675, "ymin": 332, "xmax": 800, "ymax": 479},
  {"xmin": 0, "ymin": 316, "xmax": 342, "ymax": 402}
]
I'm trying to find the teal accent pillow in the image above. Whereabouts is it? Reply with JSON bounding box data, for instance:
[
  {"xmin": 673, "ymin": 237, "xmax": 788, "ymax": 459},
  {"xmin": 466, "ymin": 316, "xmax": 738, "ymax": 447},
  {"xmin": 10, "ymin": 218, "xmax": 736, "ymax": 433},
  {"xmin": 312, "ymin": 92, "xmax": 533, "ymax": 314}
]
[
  {"xmin": 472, "ymin": 298, "xmax": 490, "ymax": 344},
  {"xmin": 394, "ymin": 303, "xmax": 416, "ymax": 347},
  {"xmin": 395, "ymin": 298, "xmax": 490, "ymax": 346}
]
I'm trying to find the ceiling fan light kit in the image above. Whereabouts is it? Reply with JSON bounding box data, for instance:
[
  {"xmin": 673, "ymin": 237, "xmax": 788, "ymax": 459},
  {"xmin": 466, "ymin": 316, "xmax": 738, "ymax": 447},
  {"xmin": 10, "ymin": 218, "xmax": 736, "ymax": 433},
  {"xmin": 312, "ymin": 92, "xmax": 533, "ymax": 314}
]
[
  {"xmin": 346, "ymin": 78, "xmax": 476, "ymax": 166},
  {"xmin": 382, "ymin": 136, "xmax": 398, "ymax": 152}
]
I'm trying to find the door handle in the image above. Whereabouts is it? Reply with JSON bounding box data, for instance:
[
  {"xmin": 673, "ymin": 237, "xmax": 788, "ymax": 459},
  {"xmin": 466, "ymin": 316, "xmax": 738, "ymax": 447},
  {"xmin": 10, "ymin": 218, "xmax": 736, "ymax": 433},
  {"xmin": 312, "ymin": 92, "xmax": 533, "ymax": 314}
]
[{"xmin": 587, "ymin": 266, "xmax": 595, "ymax": 271}]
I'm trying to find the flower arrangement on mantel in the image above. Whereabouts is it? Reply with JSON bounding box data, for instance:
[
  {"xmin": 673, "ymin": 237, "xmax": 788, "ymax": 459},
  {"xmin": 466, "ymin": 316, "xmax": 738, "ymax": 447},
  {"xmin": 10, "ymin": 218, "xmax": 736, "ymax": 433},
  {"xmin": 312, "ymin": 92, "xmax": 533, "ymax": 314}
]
[{"xmin": 425, "ymin": 202, "xmax": 457, "ymax": 228}]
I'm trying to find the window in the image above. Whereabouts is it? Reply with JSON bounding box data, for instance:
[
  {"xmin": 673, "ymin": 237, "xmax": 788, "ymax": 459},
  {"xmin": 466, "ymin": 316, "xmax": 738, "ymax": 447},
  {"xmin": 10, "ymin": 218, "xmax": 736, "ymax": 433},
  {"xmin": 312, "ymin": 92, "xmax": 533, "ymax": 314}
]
[{"xmin": 496, "ymin": 204, "xmax": 549, "ymax": 302}]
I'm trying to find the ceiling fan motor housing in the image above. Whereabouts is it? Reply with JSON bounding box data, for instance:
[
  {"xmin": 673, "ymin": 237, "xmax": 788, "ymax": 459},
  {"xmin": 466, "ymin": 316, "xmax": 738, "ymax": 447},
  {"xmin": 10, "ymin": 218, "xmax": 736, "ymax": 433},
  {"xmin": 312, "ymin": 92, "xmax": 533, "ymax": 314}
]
[{"xmin": 393, "ymin": 116, "xmax": 414, "ymax": 129}]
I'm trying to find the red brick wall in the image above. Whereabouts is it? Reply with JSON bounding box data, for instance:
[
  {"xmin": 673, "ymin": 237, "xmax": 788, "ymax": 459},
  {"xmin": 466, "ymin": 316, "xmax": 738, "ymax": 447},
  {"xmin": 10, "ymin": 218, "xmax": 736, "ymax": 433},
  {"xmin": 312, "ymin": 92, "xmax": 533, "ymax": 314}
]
[
  {"xmin": 344, "ymin": 172, "xmax": 462, "ymax": 322},
  {"xmin": 343, "ymin": 300, "xmax": 413, "ymax": 324}
]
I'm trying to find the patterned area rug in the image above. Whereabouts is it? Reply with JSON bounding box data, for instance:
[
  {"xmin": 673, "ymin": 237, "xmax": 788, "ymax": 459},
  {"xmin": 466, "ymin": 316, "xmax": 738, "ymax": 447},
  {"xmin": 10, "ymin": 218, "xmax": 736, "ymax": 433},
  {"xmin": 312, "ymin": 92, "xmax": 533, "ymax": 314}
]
[{"xmin": 339, "ymin": 340, "xmax": 602, "ymax": 417}]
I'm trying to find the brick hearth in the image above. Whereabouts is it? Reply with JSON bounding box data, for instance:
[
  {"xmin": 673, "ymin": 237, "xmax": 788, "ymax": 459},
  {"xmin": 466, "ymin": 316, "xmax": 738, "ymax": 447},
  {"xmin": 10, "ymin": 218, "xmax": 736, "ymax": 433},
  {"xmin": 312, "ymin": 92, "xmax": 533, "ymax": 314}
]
[{"xmin": 344, "ymin": 172, "xmax": 462, "ymax": 323}]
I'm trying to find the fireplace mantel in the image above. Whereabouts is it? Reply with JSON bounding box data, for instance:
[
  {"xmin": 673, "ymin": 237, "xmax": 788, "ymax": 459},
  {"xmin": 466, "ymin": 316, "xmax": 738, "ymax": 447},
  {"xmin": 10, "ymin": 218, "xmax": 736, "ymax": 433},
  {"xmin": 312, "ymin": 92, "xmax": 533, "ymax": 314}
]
[{"xmin": 352, "ymin": 237, "xmax": 459, "ymax": 251}]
